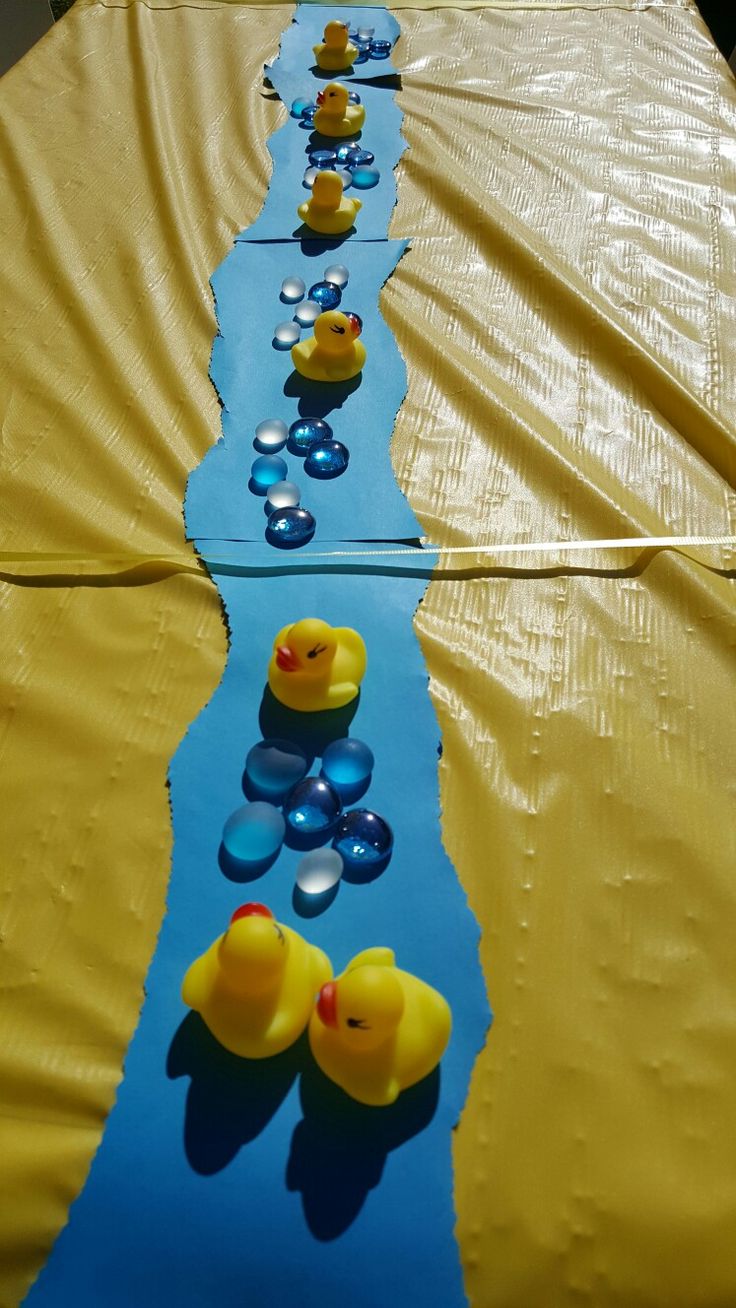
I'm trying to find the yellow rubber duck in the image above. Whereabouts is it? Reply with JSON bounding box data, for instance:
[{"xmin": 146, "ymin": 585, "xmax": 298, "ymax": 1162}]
[
  {"xmin": 291, "ymin": 309, "xmax": 366, "ymax": 383},
  {"xmin": 314, "ymin": 82, "xmax": 365, "ymax": 139},
  {"xmin": 309, "ymin": 948, "xmax": 452, "ymax": 1106},
  {"xmin": 313, "ymin": 20, "xmax": 358, "ymax": 72},
  {"xmin": 182, "ymin": 902, "xmax": 332, "ymax": 1059},
  {"xmin": 298, "ymin": 171, "xmax": 362, "ymax": 236},
  {"xmin": 268, "ymin": 617, "xmax": 366, "ymax": 712}
]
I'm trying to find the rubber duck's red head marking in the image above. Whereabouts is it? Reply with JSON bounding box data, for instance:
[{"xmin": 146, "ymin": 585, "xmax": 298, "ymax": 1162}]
[
  {"xmin": 230, "ymin": 903, "xmax": 274, "ymax": 925},
  {"xmin": 317, "ymin": 981, "xmax": 338, "ymax": 1028}
]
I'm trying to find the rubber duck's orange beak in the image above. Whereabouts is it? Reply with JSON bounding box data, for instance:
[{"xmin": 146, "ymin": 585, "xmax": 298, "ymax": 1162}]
[
  {"xmin": 276, "ymin": 645, "xmax": 300, "ymax": 672},
  {"xmin": 317, "ymin": 981, "xmax": 338, "ymax": 1028}
]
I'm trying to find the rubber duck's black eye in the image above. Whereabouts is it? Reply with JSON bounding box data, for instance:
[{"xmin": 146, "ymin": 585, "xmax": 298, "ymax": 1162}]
[
  {"xmin": 330, "ymin": 325, "xmax": 346, "ymax": 335},
  {"xmin": 307, "ymin": 643, "xmax": 328, "ymax": 659},
  {"xmin": 347, "ymin": 1017, "xmax": 370, "ymax": 1030},
  {"xmin": 274, "ymin": 923, "xmax": 285, "ymax": 944}
]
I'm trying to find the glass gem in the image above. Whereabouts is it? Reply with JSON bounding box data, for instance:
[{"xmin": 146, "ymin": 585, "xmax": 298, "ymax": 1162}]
[
  {"xmin": 291, "ymin": 98, "xmax": 311, "ymax": 119},
  {"xmin": 296, "ymin": 848, "xmax": 343, "ymax": 895},
  {"xmin": 308, "ymin": 281, "xmax": 342, "ymax": 310},
  {"xmin": 294, "ymin": 300, "xmax": 321, "ymax": 327},
  {"xmin": 370, "ymin": 39, "xmax": 392, "ymax": 58},
  {"xmin": 309, "ymin": 149, "xmax": 337, "ymax": 169},
  {"xmin": 266, "ymin": 480, "xmax": 301, "ymax": 510},
  {"xmin": 344, "ymin": 312, "xmax": 362, "ymax": 336},
  {"xmin": 346, "ymin": 148, "xmax": 374, "ymax": 169},
  {"xmin": 351, "ymin": 166, "xmax": 380, "ymax": 190},
  {"xmin": 273, "ymin": 320, "xmax": 301, "ymax": 348},
  {"xmin": 222, "ymin": 802, "xmax": 285, "ymax": 863},
  {"xmin": 280, "ymin": 276, "xmax": 305, "ymax": 303},
  {"xmin": 335, "ymin": 142, "xmax": 358, "ymax": 165},
  {"xmin": 251, "ymin": 454, "xmax": 288, "ymax": 489},
  {"xmin": 333, "ymin": 809, "xmax": 393, "ymax": 866},
  {"xmin": 357, "ymin": 25, "xmax": 375, "ymax": 39},
  {"xmin": 303, "ymin": 167, "xmax": 319, "ymax": 189},
  {"xmin": 245, "ymin": 739, "xmax": 308, "ymax": 799},
  {"xmin": 321, "ymin": 738, "xmax": 374, "ymax": 790},
  {"xmin": 323, "ymin": 263, "xmax": 349, "ymax": 288},
  {"xmin": 347, "ymin": 91, "xmax": 362, "ymax": 105},
  {"xmin": 266, "ymin": 507, "xmax": 316, "ymax": 548},
  {"xmin": 300, "ymin": 104, "xmax": 317, "ymax": 124},
  {"xmin": 337, "ymin": 169, "xmax": 353, "ymax": 190},
  {"xmin": 254, "ymin": 418, "xmax": 288, "ymax": 452},
  {"xmin": 288, "ymin": 417, "xmax": 333, "ymax": 453},
  {"xmin": 304, "ymin": 439, "xmax": 349, "ymax": 480},
  {"xmin": 353, "ymin": 50, "xmax": 369, "ymax": 64},
  {"xmin": 284, "ymin": 776, "xmax": 342, "ymax": 834}
]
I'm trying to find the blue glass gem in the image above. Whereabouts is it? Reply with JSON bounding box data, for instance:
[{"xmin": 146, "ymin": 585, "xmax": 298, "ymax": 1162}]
[
  {"xmin": 351, "ymin": 166, "xmax": 380, "ymax": 190},
  {"xmin": 308, "ymin": 281, "xmax": 342, "ymax": 310},
  {"xmin": 266, "ymin": 507, "xmax": 316, "ymax": 548},
  {"xmin": 304, "ymin": 439, "xmax": 349, "ymax": 480},
  {"xmin": 300, "ymin": 104, "xmax": 317, "ymax": 124},
  {"xmin": 353, "ymin": 50, "xmax": 369, "ymax": 63},
  {"xmin": 290, "ymin": 97, "xmax": 311, "ymax": 119},
  {"xmin": 346, "ymin": 148, "xmax": 374, "ymax": 169},
  {"xmin": 335, "ymin": 142, "xmax": 359, "ymax": 165},
  {"xmin": 251, "ymin": 454, "xmax": 287, "ymax": 490},
  {"xmin": 333, "ymin": 809, "xmax": 393, "ymax": 866},
  {"xmin": 370, "ymin": 39, "xmax": 392, "ymax": 59},
  {"xmin": 222, "ymin": 802, "xmax": 285, "ymax": 863},
  {"xmin": 321, "ymin": 738, "xmax": 374, "ymax": 791},
  {"xmin": 245, "ymin": 739, "xmax": 308, "ymax": 799},
  {"xmin": 284, "ymin": 776, "xmax": 342, "ymax": 835},
  {"xmin": 347, "ymin": 91, "xmax": 362, "ymax": 105},
  {"xmin": 288, "ymin": 417, "xmax": 333, "ymax": 453},
  {"xmin": 309, "ymin": 149, "xmax": 337, "ymax": 169}
]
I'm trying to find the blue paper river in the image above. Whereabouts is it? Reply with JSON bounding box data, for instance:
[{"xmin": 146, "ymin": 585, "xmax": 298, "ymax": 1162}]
[{"xmin": 25, "ymin": 9, "xmax": 490, "ymax": 1307}]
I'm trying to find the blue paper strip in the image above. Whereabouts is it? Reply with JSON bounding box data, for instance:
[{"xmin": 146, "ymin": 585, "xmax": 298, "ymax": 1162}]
[
  {"xmin": 26, "ymin": 570, "xmax": 489, "ymax": 1308},
  {"xmin": 186, "ymin": 240, "xmax": 420, "ymax": 545},
  {"xmin": 25, "ymin": 9, "xmax": 490, "ymax": 1305}
]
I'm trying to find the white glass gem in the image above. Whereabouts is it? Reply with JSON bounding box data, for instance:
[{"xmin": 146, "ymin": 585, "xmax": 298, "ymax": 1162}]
[
  {"xmin": 266, "ymin": 480, "xmax": 301, "ymax": 510},
  {"xmin": 296, "ymin": 848, "xmax": 344, "ymax": 895}
]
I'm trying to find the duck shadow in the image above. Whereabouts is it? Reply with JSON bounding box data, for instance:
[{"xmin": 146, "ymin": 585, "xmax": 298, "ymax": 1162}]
[
  {"xmin": 258, "ymin": 685, "xmax": 358, "ymax": 758},
  {"xmin": 297, "ymin": 236, "xmax": 357, "ymax": 259},
  {"xmin": 286, "ymin": 1060, "xmax": 441, "ymax": 1240},
  {"xmin": 305, "ymin": 128, "xmax": 363, "ymax": 149},
  {"xmin": 167, "ymin": 1014, "xmax": 307, "ymax": 1176},
  {"xmin": 283, "ymin": 370, "xmax": 361, "ymax": 419},
  {"xmin": 309, "ymin": 65, "xmax": 358, "ymax": 80},
  {"xmin": 292, "ymin": 223, "xmax": 356, "ymax": 244}
]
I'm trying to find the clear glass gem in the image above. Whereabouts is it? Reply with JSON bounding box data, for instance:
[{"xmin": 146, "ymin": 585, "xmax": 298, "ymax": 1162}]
[
  {"xmin": 304, "ymin": 439, "xmax": 349, "ymax": 480},
  {"xmin": 222, "ymin": 802, "xmax": 285, "ymax": 863},
  {"xmin": 347, "ymin": 91, "xmax": 362, "ymax": 105},
  {"xmin": 303, "ymin": 167, "xmax": 319, "ymax": 189},
  {"xmin": 284, "ymin": 777, "xmax": 342, "ymax": 834},
  {"xmin": 273, "ymin": 320, "xmax": 301, "ymax": 348},
  {"xmin": 296, "ymin": 848, "xmax": 343, "ymax": 895},
  {"xmin": 281, "ymin": 276, "xmax": 306, "ymax": 303},
  {"xmin": 294, "ymin": 300, "xmax": 321, "ymax": 327},
  {"xmin": 254, "ymin": 418, "xmax": 288, "ymax": 452},
  {"xmin": 323, "ymin": 263, "xmax": 350, "ymax": 288},
  {"xmin": 266, "ymin": 479, "xmax": 301, "ymax": 510}
]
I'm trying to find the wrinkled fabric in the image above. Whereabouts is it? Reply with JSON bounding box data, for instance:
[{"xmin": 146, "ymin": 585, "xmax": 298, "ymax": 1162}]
[{"xmin": 1, "ymin": 2, "xmax": 735, "ymax": 1307}]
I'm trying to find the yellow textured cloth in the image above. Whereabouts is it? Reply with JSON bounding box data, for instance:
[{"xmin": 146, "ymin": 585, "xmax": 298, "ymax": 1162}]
[{"xmin": 1, "ymin": 3, "xmax": 735, "ymax": 1307}]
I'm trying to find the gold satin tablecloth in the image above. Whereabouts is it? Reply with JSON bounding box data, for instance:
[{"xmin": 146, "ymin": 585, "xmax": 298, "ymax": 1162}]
[{"xmin": 1, "ymin": 2, "xmax": 735, "ymax": 1304}]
